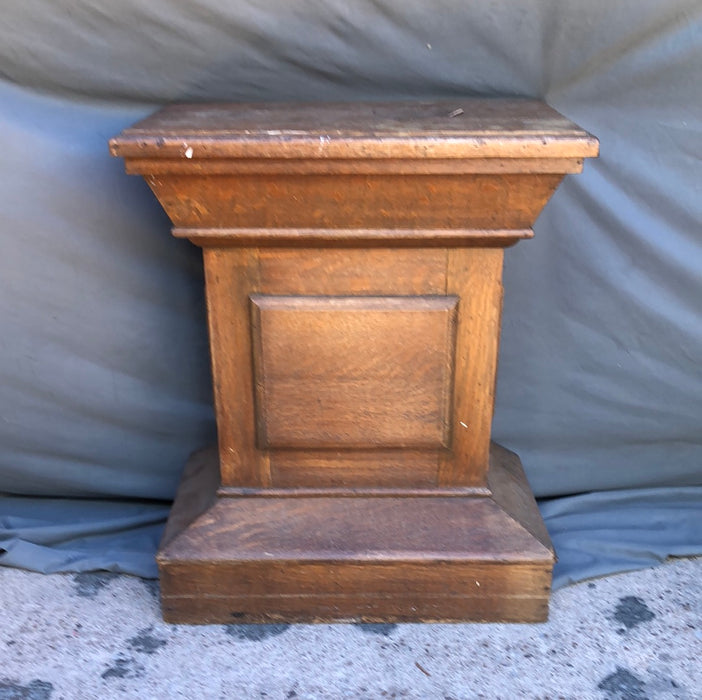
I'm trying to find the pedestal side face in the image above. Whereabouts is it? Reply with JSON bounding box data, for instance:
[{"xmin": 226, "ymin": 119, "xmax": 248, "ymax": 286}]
[{"xmin": 203, "ymin": 246, "xmax": 503, "ymax": 490}]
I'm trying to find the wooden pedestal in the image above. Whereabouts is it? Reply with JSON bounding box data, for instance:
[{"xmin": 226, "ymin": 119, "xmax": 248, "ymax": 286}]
[{"xmin": 110, "ymin": 100, "xmax": 597, "ymax": 623}]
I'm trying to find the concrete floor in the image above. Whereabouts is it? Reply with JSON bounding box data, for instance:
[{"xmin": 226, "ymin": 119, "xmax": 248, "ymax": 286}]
[{"xmin": 1, "ymin": 557, "xmax": 700, "ymax": 700}]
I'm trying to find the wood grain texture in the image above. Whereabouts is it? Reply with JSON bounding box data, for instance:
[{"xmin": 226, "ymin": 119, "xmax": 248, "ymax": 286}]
[
  {"xmin": 487, "ymin": 442, "xmax": 554, "ymax": 550},
  {"xmin": 145, "ymin": 173, "xmax": 563, "ymax": 230},
  {"xmin": 173, "ymin": 227, "xmax": 534, "ymax": 248},
  {"xmin": 157, "ymin": 442, "xmax": 554, "ymax": 623},
  {"xmin": 268, "ymin": 450, "xmax": 438, "ymax": 489},
  {"xmin": 439, "ymin": 248, "xmax": 504, "ymax": 487},
  {"xmin": 250, "ymin": 294, "xmax": 457, "ymax": 450},
  {"xmin": 111, "ymin": 100, "xmax": 596, "ymax": 623},
  {"xmin": 123, "ymin": 156, "xmax": 586, "ymax": 176},
  {"xmin": 217, "ymin": 486, "xmax": 492, "ymax": 497},
  {"xmin": 203, "ymin": 247, "xmax": 456, "ymax": 490},
  {"xmin": 162, "ymin": 496, "xmax": 551, "ymax": 562},
  {"xmin": 161, "ymin": 592, "xmax": 550, "ymax": 625},
  {"xmin": 258, "ymin": 248, "xmax": 447, "ymax": 295},
  {"xmin": 161, "ymin": 561, "xmax": 551, "ymax": 597},
  {"xmin": 158, "ymin": 446, "xmax": 219, "ymax": 550},
  {"xmin": 203, "ymin": 248, "xmax": 268, "ymax": 487},
  {"xmin": 110, "ymin": 99, "xmax": 598, "ymax": 161}
]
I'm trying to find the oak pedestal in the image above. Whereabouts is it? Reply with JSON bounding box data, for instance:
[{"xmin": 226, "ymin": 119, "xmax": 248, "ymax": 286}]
[{"xmin": 110, "ymin": 100, "xmax": 597, "ymax": 623}]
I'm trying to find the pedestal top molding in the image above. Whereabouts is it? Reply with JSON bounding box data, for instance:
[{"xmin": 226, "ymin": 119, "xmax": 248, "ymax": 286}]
[
  {"xmin": 110, "ymin": 100, "xmax": 598, "ymax": 249},
  {"xmin": 110, "ymin": 99, "xmax": 598, "ymax": 169}
]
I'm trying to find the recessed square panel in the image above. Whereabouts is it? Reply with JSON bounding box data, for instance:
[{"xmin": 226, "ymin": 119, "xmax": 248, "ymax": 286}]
[{"xmin": 251, "ymin": 295, "xmax": 457, "ymax": 449}]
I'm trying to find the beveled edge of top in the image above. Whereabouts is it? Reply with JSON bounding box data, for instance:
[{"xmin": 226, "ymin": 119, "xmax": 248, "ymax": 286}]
[{"xmin": 109, "ymin": 99, "xmax": 599, "ymax": 161}]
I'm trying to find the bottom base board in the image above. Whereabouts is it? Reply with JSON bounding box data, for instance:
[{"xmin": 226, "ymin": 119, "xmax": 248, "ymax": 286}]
[{"xmin": 157, "ymin": 444, "xmax": 554, "ymax": 623}]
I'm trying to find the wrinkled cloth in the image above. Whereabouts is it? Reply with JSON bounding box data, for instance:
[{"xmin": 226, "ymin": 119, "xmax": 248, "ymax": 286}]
[{"xmin": 0, "ymin": 1, "xmax": 700, "ymax": 582}]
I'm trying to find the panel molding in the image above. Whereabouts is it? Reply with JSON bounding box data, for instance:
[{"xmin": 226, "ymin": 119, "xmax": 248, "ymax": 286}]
[{"xmin": 250, "ymin": 294, "xmax": 458, "ymax": 453}]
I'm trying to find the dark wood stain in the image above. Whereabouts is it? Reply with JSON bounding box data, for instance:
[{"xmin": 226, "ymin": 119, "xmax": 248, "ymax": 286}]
[{"xmin": 110, "ymin": 99, "xmax": 597, "ymax": 623}]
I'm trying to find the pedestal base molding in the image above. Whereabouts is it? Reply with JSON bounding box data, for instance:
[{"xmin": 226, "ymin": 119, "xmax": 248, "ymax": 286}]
[{"xmin": 158, "ymin": 443, "xmax": 554, "ymax": 624}]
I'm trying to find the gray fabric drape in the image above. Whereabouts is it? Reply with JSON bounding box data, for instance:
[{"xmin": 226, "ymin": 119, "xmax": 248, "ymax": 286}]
[{"xmin": 1, "ymin": 1, "xmax": 700, "ymax": 584}]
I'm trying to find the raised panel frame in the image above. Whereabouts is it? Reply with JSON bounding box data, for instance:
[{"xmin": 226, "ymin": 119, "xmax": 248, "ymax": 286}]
[
  {"xmin": 250, "ymin": 294, "xmax": 458, "ymax": 451},
  {"xmin": 204, "ymin": 246, "xmax": 503, "ymax": 490}
]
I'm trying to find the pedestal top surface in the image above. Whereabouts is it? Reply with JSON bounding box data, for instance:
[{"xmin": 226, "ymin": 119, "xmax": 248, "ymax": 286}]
[{"xmin": 110, "ymin": 99, "xmax": 598, "ymax": 161}]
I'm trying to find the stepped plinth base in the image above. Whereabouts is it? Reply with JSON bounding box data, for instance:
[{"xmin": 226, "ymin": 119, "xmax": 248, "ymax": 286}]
[{"xmin": 157, "ymin": 443, "xmax": 554, "ymax": 624}]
